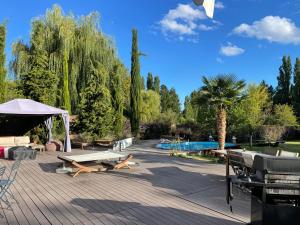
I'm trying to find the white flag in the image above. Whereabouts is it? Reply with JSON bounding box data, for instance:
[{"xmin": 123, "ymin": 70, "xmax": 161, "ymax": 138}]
[{"xmin": 193, "ymin": 0, "xmax": 215, "ymax": 19}]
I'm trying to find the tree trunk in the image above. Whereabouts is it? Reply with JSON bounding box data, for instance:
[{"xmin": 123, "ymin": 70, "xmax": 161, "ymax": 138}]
[{"xmin": 217, "ymin": 107, "xmax": 227, "ymax": 150}]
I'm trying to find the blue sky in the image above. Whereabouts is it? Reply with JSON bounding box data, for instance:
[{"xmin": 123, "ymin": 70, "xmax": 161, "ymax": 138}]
[{"xmin": 1, "ymin": 0, "xmax": 300, "ymax": 105}]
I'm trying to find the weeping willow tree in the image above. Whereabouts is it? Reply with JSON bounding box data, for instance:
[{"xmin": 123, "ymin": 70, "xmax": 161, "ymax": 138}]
[
  {"xmin": 20, "ymin": 20, "xmax": 58, "ymax": 105},
  {"xmin": 11, "ymin": 5, "xmax": 129, "ymax": 116}
]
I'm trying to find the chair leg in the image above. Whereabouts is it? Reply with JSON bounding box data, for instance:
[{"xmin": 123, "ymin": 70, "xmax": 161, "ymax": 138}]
[
  {"xmin": 6, "ymin": 189, "xmax": 17, "ymax": 204},
  {"xmin": 73, "ymin": 169, "xmax": 84, "ymax": 177},
  {"xmin": 1, "ymin": 195, "xmax": 12, "ymax": 210}
]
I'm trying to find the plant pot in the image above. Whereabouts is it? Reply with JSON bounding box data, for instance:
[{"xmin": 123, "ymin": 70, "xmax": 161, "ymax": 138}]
[{"xmin": 46, "ymin": 142, "xmax": 56, "ymax": 152}]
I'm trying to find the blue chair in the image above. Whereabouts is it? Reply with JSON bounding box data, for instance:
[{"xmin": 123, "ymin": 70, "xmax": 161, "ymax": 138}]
[
  {"xmin": 0, "ymin": 166, "xmax": 6, "ymax": 178},
  {"xmin": 0, "ymin": 160, "xmax": 22, "ymax": 208}
]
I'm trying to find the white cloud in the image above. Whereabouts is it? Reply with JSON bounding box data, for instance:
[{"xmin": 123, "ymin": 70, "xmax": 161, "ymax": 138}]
[
  {"xmin": 233, "ymin": 16, "xmax": 300, "ymax": 45},
  {"xmin": 198, "ymin": 24, "xmax": 214, "ymax": 31},
  {"xmin": 216, "ymin": 57, "xmax": 224, "ymax": 63},
  {"xmin": 219, "ymin": 43, "xmax": 245, "ymax": 56},
  {"xmin": 215, "ymin": 1, "xmax": 225, "ymax": 9},
  {"xmin": 158, "ymin": 4, "xmax": 218, "ymax": 40}
]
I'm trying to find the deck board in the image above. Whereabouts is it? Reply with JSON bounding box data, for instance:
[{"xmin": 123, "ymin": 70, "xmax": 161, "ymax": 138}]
[{"xmin": 0, "ymin": 142, "xmax": 248, "ymax": 225}]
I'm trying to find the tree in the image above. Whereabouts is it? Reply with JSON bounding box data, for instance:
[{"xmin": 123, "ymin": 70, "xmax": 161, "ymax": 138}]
[
  {"xmin": 154, "ymin": 76, "xmax": 160, "ymax": 93},
  {"xmin": 160, "ymin": 85, "xmax": 180, "ymax": 115},
  {"xmin": 274, "ymin": 56, "xmax": 292, "ymax": 105},
  {"xmin": 266, "ymin": 104, "xmax": 297, "ymax": 126},
  {"xmin": 140, "ymin": 76, "xmax": 145, "ymax": 90},
  {"xmin": 230, "ymin": 84, "xmax": 271, "ymax": 145},
  {"xmin": 160, "ymin": 85, "xmax": 169, "ymax": 113},
  {"xmin": 130, "ymin": 29, "xmax": 142, "ymax": 137},
  {"xmin": 77, "ymin": 63, "xmax": 113, "ymax": 138},
  {"xmin": 11, "ymin": 5, "xmax": 128, "ymax": 115},
  {"xmin": 183, "ymin": 96, "xmax": 196, "ymax": 122},
  {"xmin": 0, "ymin": 22, "xmax": 6, "ymax": 103},
  {"xmin": 196, "ymin": 75, "xmax": 245, "ymax": 149},
  {"xmin": 111, "ymin": 64, "xmax": 124, "ymax": 138},
  {"xmin": 146, "ymin": 72, "xmax": 154, "ymax": 90},
  {"xmin": 292, "ymin": 58, "xmax": 300, "ymax": 118},
  {"xmin": 168, "ymin": 88, "xmax": 181, "ymax": 114},
  {"xmin": 5, "ymin": 81, "xmax": 23, "ymax": 101},
  {"xmin": 20, "ymin": 21, "xmax": 58, "ymax": 105},
  {"xmin": 62, "ymin": 49, "xmax": 71, "ymax": 112},
  {"xmin": 260, "ymin": 80, "xmax": 274, "ymax": 98},
  {"xmin": 140, "ymin": 90, "xmax": 161, "ymax": 123}
]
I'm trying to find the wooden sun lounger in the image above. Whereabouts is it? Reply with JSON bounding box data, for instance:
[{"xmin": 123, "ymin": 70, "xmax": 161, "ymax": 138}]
[{"xmin": 57, "ymin": 151, "xmax": 133, "ymax": 177}]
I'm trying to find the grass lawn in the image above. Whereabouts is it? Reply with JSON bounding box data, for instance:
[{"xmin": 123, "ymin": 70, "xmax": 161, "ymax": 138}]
[
  {"xmin": 170, "ymin": 151, "xmax": 224, "ymax": 163},
  {"xmin": 240, "ymin": 141, "xmax": 300, "ymax": 154}
]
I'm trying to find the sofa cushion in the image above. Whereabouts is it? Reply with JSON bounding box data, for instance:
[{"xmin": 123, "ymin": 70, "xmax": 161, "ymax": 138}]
[
  {"xmin": 14, "ymin": 136, "xmax": 30, "ymax": 146},
  {"xmin": 0, "ymin": 137, "xmax": 16, "ymax": 146}
]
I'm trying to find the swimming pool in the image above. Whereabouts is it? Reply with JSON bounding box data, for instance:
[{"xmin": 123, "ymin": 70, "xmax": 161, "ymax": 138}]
[{"xmin": 156, "ymin": 141, "xmax": 236, "ymax": 151}]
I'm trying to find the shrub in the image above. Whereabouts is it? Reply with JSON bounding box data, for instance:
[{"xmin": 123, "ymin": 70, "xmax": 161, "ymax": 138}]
[
  {"xmin": 258, "ymin": 125, "xmax": 286, "ymax": 142},
  {"xmin": 142, "ymin": 123, "xmax": 170, "ymax": 139}
]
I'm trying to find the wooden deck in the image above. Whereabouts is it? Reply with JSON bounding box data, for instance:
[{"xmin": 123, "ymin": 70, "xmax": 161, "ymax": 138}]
[{"xmin": 0, "ymin": 141, "xmax": 249, "ymax": 225}]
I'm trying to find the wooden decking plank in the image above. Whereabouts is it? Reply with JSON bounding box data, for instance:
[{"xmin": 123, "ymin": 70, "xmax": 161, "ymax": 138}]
[
  {"xmin": 19, "ymin": 160, "xmax": 87, "ymax": 225},
  {"xmin": 32, "ymin": 161, "xmax": 121, "ymax": 225},
  {"xmin": 10, "ymin": 179, "xmax": 50, "ymax": 225},
  {"xmin": 24, "ymin": 159, "xmax": 116, "ymax": 225},
  {"xmin": 105, "ymin": 171, "xmax": 234, "ymax": 220},
  {"xmin": 0, "ymin": 202, "xmax": 19, "ymax": 225},
  {"xmin": 13, "ymin": 166, "xmax": 63, "ymax": 225},
  {"xmin": 1, "ymin": 160, "xmax": 48, "ymax": 225},
  {"xmin": 0, "ymin": 202, "xmax": 10, "ymax": 225},
  {"xmin": 9, "ymin": 184, "xmax": 38, "ymax": 225},
  {"xmin": 23, "ymin": 160, "xmax": 96, "ymax": 225},
  {"xmin": 20, "ymin": 162, "xmax": 82, "ymax": 225},
  {"xmin": 52, "ymin": 169, "xmax": 204, "ymax": 225},
  {"xmin": 61, "ymin": 176, "xmax": 168, "ymax": 225},
  {"xmin": 63, "ymin": 174, "xmax": 187, "ymax": 225},
  {"xmin": 97, "ymin": 176, "xmax": 203, "ymax": 225},
  {"xmin": 88, "ymin": 174, "xmax": 199, "ymax": 224},
  {"xmin": 0, "ymin": 147, "xmax": 246, "ymax": 225},
  {"xmin": 92, "ymin": 173, "xmax": 234, "ymax": 225},
  {"xmin": 36, "ymin": 159, "xmax": 157, "ymax": 225}
]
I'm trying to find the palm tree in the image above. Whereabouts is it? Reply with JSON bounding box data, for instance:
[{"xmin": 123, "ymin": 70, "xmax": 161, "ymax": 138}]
[{"xmin": 197, "ymin": 75, "xmax": 245, "ymax": 150}]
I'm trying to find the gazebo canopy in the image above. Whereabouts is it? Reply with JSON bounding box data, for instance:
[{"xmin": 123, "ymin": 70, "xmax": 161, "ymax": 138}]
[
  {"xmin": 0, "ymin": 99, "xmax": 71, "ymax": 152},
  {"xmin": 0, "ymin": 99, "xmax": 67, "ymax": 115}
]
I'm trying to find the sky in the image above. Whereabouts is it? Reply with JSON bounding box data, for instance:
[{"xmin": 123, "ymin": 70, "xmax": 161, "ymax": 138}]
[{"xmin": 1, "ymin": 0, "xmax": 300, "ymax": 105}]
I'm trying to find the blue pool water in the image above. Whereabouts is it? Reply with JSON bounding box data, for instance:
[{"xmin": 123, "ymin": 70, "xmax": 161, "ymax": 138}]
[{"xmin": 156, "ymin": 141, "xmax": 236, "ymax": 151}]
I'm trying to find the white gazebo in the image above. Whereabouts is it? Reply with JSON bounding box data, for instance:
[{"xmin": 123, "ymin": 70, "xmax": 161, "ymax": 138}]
[{"xmin": 0, "ymin": 99, "xmax": 71, "ymax": 152}]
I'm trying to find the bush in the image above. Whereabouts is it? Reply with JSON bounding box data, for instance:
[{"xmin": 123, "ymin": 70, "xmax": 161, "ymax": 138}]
[
  {"xmin": 142, "ymin": 123, "xmax": 170, "ymax": 139},
  {"xmin": 258, "ymin": 125, "xmax": 286, "ymax": 142}
]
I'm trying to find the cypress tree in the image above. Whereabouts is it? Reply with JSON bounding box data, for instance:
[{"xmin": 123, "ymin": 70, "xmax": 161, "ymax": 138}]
[
  {"xmin": 0, "ymin": 23, "xmax": 6, "ymax": 103},
  {"xmin": 130, "ymin": 29, "xmax": 141, "ymax": 137},
  {"xmin": 146, "ymin": 72, "xmax": 153, "ymax": 90},
  {"xmin": 111, "ymin": 64, "xmax": 124, "ymax": 138},
  {"xmin": 140, "ymin": 76, "xmax": 145, "ymax": 90},
  {"xmin": 78, "ymin": 63, "xmax": 113, "ymax": 138},
  {"xmin": 292, "ymin": 58, "xmax": 300, "ymax": 117},
  {"xmin": 154, "ymin": 76, "xmax": 160, "ymax": 93},
  {"xmin": 160, "ymin": 84, "xmax": 169, "ymax": 112},
  {"xmin": 62, "ymin": 49, "xmax": 71, "ymax": 112},
  {"xmin": 274, "ymin": 56, "xmax": 292, "ymax": 105},
  {"xmin": 260, "ymin": 80, "xmax": 274, "ymax": 98},
  {"xmin": 169, "ymin": 88, "xmax": 181, "ymax": 114}
]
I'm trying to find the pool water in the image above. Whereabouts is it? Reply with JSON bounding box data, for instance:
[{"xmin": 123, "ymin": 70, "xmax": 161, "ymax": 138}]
[{"xmin": 156, "ymin": 141, "xmax": 236, "ymax": 151}]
